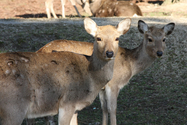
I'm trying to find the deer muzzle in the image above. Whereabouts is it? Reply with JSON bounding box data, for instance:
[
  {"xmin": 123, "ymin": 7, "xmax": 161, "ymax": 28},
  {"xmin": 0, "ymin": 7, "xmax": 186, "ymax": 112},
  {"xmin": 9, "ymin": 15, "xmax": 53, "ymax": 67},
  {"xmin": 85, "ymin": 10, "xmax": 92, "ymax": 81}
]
[
  {"xmin": 106, "ymin": 51, "xmax": 114, "ymax": 58},
  {"xmin": 156, "ymin": 51, "xmax": 163, "ymax": 57}
]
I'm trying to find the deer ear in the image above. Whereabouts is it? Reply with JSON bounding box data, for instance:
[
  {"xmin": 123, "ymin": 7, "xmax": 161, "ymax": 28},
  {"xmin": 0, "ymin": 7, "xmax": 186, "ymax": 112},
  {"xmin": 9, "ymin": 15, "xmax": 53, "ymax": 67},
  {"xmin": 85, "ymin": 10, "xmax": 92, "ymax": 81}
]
[
  {"xmin": 138, "ymin": 20, "xmax": 148, "ymax": 34},
  {"xmin": 162, "ymin": 23, "xmax": 175, "ymax": 35},
  {"xmin": 116, "ymin": 18, "xmax": 131, "ymax": 35},
  {"xmin": 84, "ymin": 18, "xmax": 98, "ymax": 37}
]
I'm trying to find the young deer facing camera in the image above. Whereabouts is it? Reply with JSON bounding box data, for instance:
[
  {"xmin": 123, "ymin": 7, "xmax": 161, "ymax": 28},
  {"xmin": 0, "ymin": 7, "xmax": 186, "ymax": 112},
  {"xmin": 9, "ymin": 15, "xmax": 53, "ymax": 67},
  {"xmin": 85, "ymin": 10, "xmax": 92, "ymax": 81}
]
[
  {"xmin": 0, "ymin": 18, "xmax": 131, "ymax": 125},
  {"xmin": 37, "ymin": 20, "xmax": 175, "ymax": 125}
]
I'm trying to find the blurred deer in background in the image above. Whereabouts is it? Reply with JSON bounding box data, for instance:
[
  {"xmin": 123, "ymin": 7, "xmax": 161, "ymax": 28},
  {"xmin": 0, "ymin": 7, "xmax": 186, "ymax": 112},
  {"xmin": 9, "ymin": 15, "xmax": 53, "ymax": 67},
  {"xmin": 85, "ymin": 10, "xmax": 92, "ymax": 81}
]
[
  {"xmin": 36, "ymin": 20, "xmax": 175, "ymax": 125},
  {"xmin": 92, "ymin": 0, "xmax": 143, "ymax": 17},
  {"xmin": 45, "ymin": 0, "xmax": 142, "ymax": 18},
  {"xmin": 45, "ymin": 0, "xmax": 92, "ymax": 18}
]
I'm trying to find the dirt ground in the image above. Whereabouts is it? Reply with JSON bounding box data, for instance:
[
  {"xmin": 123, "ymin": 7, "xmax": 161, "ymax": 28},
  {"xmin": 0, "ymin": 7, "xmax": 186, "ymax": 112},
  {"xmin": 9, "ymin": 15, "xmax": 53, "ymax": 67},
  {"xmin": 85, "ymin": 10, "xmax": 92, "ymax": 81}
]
[{"xmin": 1, "ymin": 0, "xmax": 187, "ymax": 19}]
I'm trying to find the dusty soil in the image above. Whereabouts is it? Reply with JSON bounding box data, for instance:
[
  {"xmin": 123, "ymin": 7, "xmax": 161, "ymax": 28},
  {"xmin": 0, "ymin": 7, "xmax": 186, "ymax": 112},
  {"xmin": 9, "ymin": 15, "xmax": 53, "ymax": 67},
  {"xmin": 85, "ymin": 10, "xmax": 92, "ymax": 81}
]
[
  {"xmin": 1, "ymin": 0, "xmax": 187, "ymax": 19},
  {"xmin": 1, "ymin": 0, "xmax": 87, "ymax": 19}
]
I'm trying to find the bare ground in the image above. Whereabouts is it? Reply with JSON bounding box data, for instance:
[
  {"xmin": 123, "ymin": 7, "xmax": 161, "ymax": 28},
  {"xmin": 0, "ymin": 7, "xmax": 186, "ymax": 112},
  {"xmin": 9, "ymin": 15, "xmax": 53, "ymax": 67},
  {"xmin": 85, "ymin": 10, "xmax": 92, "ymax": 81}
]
[{"xmin": 1, "ymin": 0, "xmax": 187, "ymax": 19}]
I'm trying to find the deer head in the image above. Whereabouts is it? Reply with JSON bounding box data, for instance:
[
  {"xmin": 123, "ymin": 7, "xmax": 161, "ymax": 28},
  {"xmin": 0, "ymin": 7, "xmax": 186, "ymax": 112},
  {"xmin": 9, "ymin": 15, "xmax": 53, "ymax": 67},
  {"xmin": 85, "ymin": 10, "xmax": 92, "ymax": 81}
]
[
  {"xmin": 84, "ymin": 18, "xmax": 131, "ymax": 60},
  {"xmin": 138, "ymin": 20, "xmax": 175, "ymax": 58}
]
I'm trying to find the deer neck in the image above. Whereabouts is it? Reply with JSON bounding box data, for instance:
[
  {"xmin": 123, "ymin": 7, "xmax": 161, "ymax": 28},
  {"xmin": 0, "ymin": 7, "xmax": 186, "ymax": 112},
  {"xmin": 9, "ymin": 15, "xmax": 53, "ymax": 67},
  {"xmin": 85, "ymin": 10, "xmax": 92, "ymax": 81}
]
[
  {"xmin": 88, "ymin": 47, "xmax": 114, "ymax": 89},
  {"xmin": 90, "ymin": 0, "xmax": 103, "ymax": 14},
  {"xmin": 129, "ymin": 42, "xmax": 156, "ymax": 76}
]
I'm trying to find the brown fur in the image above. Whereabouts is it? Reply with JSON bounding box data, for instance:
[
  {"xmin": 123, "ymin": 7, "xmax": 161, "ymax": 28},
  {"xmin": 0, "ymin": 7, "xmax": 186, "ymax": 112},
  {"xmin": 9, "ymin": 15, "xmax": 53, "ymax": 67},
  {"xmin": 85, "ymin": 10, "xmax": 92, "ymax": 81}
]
[
  {"xmin": 36, "ymin": 20, "xmax": 175, "ymax": 125},
  {"xmin": 37, "ymin": 40, "xmax": 93, "ymax": 54},
  {"xmin": 0, "ymin": 18, "xmax": 131, "ymax": 125},
  {"xmin": 45, "ymin": 0, "xmax": 142, "ymax": 18},
  {"xmin": 94, "ymin": 0, "xmax": 143, "ymax": 17}
]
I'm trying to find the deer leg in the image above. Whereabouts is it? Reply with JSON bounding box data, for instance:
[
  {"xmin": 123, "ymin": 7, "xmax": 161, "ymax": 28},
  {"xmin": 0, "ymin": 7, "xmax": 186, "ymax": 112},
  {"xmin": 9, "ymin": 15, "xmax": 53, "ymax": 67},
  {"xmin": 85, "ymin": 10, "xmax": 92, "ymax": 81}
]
[
  {"xmin": 45, "ymin": 0, "xmax": 51, "ymax": 18},
  {"xmin": 70, "ymin": 113, "xmax": 78, "ymax": 125},
  {"xmin": 50, "ymin": 0, "xmax": 58, "ymax": 18},
  {"xmin": 1, "ymin": 116, "xmax": 23, "ymax": 125},
  {"xmin": 73, "ymin": 5, "xmax": 82, "ymax": 17},
  {"xmin": 58, "ymin": 107, "xmax": 75, "ymax": 125},
  {"xmin": 106, "ymin": 86, "xmax": 120, "ymax": 125},
  {"xmin": 61, "ymin": 0, "xmax": 66, "ymax": 18},
  {"xmin": 0, "ymin": 105, "xmax": 27, "ymax": 125},
  {"xmin": 99, "ymin": 89, "xmax": 109, "ymax": 125},
  {"xmin": 67, "ymin": 0, "xmax": 82, "ymax": 17}
]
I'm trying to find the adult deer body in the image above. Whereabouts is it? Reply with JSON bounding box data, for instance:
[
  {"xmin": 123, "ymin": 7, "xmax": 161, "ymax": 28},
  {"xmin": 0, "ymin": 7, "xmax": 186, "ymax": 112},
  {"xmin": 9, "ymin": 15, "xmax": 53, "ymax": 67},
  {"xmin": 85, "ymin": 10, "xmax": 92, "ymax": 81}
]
[
  {"xmin": 45, "ymin": 0, "xmax": 142, "ymax": 18},
  {"xmin": 90, "ymin": 0, "xmax": 143, "ymax": 17},
  {"xmin": 37, "ymin": 20, "xmax": 175, "ymax": 125},
  {"xmin": 0, "ymin": 18, "xmax": 131, "ymax": 125}
]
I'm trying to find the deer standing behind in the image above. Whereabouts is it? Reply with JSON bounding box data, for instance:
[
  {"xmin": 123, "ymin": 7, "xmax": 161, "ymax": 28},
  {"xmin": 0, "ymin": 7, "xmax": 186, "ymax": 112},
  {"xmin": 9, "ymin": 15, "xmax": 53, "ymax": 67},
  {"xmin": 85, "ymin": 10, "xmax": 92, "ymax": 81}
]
[
  {"xmin": 44, "ymin": 0, "xmax": 142, "ymax": 18},
  {"xmin": 45, "ymin": 0, "xmax": 92, "ymax": 18},
  {"xmin": 90, "ymin": 0, "xmax": 143, "ymax": 17},
  {"xmin": 36, "ymin": 20, "xmax": 175, "ymax": 125},
  {"xmin": 0, "ymin": 18, "xmax": 131, "ymax": 125}
]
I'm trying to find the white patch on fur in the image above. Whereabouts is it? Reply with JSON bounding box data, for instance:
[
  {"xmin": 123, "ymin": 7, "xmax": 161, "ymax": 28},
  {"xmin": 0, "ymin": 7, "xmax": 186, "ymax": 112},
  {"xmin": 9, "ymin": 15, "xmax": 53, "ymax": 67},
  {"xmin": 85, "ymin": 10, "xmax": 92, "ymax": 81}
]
[
  {"xmin": 133, "ymin": 14, "xmax": 138, "ymax": 17},
  {"xmin": 105, "ymin": 85, "xmax": 112, "ymax": 111},
  {"xmin": 5, "ymin": 70, "xmax": 10, "ymax": 75},
  {"xmin": 20, "ymin": 74, "xmax": 24, "ymax": 79},
  {"xmin": 12, "ymin": 69, "xmax": 16, "ymax": 75},
  {"xmin": 20, "ymin": 57, "xmax": 29, "ymax": 62},
  {"xmin": 26, "ymin": 112, "xmax": 57, "ymax": 119},
  {"xmin": 109, "ymin": 8, "xmax": 112, "ymax": 13},
  {"xmin": 58, "ymin": 108, "xmax": 65, "ymax": 125},
  {"xmin": 46, "ymin": 43, "xmax": 51, "ymax": 47}
]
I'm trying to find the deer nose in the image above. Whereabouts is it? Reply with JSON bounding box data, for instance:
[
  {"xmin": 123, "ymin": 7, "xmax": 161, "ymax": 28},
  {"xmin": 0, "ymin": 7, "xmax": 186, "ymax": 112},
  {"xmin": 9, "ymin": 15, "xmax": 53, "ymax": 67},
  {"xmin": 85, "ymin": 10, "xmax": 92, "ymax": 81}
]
[
  {"xmin": 106, "ymin": 51, "xmax": 114, "ymax": 58},
  {"xmin": 157, "ymin": 51, "xmax": 163, "ymax": 57}
]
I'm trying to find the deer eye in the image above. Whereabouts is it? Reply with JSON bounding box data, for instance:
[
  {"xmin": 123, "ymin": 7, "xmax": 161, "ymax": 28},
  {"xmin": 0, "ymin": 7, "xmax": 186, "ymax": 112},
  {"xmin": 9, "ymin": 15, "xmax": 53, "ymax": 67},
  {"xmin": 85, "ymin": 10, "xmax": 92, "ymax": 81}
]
[
  {"xmin": 148, "ymin": 38, "xmax": 153, "ymax": 42},
  {"xmin": 115, "ymin": 37, "xmax": 119, "ymax": 41},
  {"xmin": 163, "ymin": 38, "xmax": 166, "ymax": 42},
  {"xmin": 96, "ymin": 37, "xmax": 102, "ymax": 41}
]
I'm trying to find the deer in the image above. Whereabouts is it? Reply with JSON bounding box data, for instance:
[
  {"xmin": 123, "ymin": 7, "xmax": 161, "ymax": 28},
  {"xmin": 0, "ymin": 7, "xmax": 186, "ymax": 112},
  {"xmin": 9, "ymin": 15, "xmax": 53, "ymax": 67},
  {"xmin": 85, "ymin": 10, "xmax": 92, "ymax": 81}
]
[
  {"xmin": 0, "ymin": 17, "xmax": 131, "ymax": 125},
  {"xmin": 45, "ymin": 0, "xmax": 142, "ymax": 18},
  {"xmin": 90, "ymin": 0, "xmax": 143, "ymax": 17},
  {"xmin": 45, "ymin": 0, "xmax": 92, "ymax": 18},
  {"xmin": 36, "ymin": 20, "xmax": 175, "ymax": 125}
]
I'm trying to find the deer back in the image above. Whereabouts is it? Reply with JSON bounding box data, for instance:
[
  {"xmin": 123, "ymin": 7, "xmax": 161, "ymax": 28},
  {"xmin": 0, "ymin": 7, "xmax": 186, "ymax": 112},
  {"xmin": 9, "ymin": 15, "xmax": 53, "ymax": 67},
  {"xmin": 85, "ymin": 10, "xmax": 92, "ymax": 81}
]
[
  {"xmin": 37, "ymin": 40, "xmax": 93, "ymax": 55},
  {"xmin": 95, "ymin": 1, "xmax": 142, "ymax": 17}
]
